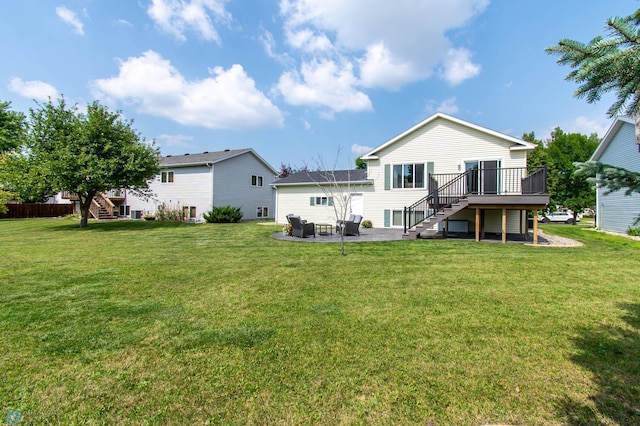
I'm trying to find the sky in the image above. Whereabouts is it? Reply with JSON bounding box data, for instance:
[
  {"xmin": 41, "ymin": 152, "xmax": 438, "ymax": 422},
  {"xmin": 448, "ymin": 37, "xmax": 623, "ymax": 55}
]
[{"xmin": 1, "ymin": 1, "xmax": 638, "ymax": 170}]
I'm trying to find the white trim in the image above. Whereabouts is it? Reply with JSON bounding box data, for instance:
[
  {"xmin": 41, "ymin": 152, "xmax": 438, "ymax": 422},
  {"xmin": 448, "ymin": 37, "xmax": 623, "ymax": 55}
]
[{"xmin": 591, "ymin": 116, "xmax": 634, "ymax": 161}]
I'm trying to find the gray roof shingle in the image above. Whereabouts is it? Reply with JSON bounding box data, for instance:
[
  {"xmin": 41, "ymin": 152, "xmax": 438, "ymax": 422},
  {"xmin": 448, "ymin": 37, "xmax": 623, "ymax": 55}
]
[
  {"xmin": 160, "ymin": 149, "xmax": 250, "ymax": 167},
  {"xmin": 273, "ymin": 169, "xmax": 370, "ymax": 185}
]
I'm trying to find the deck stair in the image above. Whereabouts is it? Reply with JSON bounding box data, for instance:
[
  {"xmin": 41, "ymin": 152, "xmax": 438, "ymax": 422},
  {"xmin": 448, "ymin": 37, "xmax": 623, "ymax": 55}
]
[
  {"xmin": 89, "ymin": 193, "xmax": 118, "ymax": 220},
  {"xmin": 402, "ymin": 198, "xmax": 469, "ymax": 239}
]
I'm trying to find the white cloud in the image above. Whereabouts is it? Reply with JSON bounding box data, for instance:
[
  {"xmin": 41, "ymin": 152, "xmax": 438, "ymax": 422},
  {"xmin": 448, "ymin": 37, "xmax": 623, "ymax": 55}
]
[
  {"xmin": 359, "ymin": 42, "xmax": 418, "ymax": 91},
  {"xmin": 56, "ymin": 6, "xmax": 85, "ymax": 35},
  {"xmin": 91, "ymin": 50, "xmax": 284, "ymax": 129},
  {"xmin": 8, "ymin": 77, "xmax": 59, "ymax": 101},
  {"xmin": 441, "ymin": 48, "xmax": 481, "ymax": 86},
  {"xmin": 116, "ymin": 19, "xmax": 133, "ymax": 27},
  {"xmin": 285, "ymin": 28, "xmax": 333, "ymax": 52},
  {"xmin": 147, "ymin": 0, "xmax": 230, "ymax": 43},
  {"xmin": 426, "ymin": 97, "xmax": 459, "ymax": 115},
  {"xmin": 351, "ymin": 143, "xmax": 372, "ymax": 156},
  {"xmin": 566, "ymin": 116, "xmax": 609, "ymax": 138},
  {"xmin": 275, "ymin": 59, "xmax": 372, "ymax": 116},
  {"xmin": 279, "ymin": 0, "xmax": 488, "ymax": 91},
  {"xmin": 156, "ymin": 134, "xmax": 193, "ymax": 148}
]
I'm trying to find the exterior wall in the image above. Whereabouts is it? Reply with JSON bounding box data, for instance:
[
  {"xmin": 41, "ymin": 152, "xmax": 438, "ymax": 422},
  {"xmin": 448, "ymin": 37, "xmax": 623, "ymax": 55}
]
[
  {"xmin": 445, "ymin": 209, "xmax": 526, "ymax": 234},
  {"xmin": 365, "ymin": 118, "xmax": 528, "ymax": 230},
  {"xmin": 126, "ymin": 165, "xmax": 213, "ymax": 220},
  {"xmin": 596, "ymin": 121, "xmax": 640, "ymax": 232},
  {"xmin": 275, "ymin": 184, "xmax": 374, "ymax": 225},
  {"xmin": 124, "ymin": 152, "xmax": 276, "ymax": 221},
  {"xmin": 212, "ymin": 153, "xmax": 275, "ymax": 220}
]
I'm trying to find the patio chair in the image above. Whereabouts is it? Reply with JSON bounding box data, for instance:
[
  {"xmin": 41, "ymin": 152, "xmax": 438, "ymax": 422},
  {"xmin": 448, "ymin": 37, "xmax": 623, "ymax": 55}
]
[
  {"xmin": 289, "ymin": 215, "xmax": 315, "ymax": 238},
  {"xmin": 336, "ymin": 214, "xmax": 362, "ymax": 236}
]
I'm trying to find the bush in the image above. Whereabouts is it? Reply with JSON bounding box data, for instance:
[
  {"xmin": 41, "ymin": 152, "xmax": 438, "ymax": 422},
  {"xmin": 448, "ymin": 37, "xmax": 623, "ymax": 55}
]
[
  {"xmin": 156, "ymin": 204, "xmax": 185, "ymax": 222},
  {"xmin": 282, "ymin": 223, "xmax": 292, "ymax": 236},
  {"xmin": 361, "ymin": 219, "xmax": 372, "ymax": 228},
  {"xmin": 627, "ymin": 227, "xmax": 640, "ymax": 236},
  {"xmin": 204, "ymin": 206, "xmax": 243, "ymax": 223}
]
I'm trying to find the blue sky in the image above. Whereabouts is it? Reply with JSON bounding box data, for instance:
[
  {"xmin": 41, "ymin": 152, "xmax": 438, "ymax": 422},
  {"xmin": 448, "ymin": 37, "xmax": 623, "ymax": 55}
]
[{"xmin": 1, "ymin": 1, "xmax": 637, "ymax": 170}]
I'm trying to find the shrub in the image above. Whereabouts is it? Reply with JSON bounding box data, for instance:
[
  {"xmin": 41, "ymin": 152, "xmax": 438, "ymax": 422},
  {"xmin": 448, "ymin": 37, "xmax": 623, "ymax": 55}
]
[
  {"xmin": 282, "ymin": 223, "xmax": 292, "ymax": 236},
  {"xmin": 361, "ymin": 219, "xmax": 372, "ymax": 228},
  {"xmin": 143, "ymin": 214, "xmax": 156, "ymax": 221},
  {"xmin": 203, "ymin": 206, "xmax": 243, "ymax": 223},
  {"xmin": 155, "ymin": 203, "xmax": 185, "ymax": 222},
  {"xmin": 627, "ymin": 227, "xmax": 640, "ymax": 236}
]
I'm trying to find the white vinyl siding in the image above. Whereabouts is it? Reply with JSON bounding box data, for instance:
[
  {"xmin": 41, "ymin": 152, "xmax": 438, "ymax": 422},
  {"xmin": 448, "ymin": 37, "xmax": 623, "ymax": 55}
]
[
  {"xmin": 275, "ymin": 184, "xmax": 374, "ymax": 225},
  {"xmin": 365, "ymin": 118, "xmax": 528, "ymax": 230},
  {"xmin": 124, "ymin": 151, "xmax": 275, "ymax": 221}
]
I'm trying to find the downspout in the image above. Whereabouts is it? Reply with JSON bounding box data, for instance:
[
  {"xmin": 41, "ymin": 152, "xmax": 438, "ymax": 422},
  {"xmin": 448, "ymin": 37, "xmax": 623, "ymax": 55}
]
[
  {"xmin": 207, "ymin": 162, "xmax": 214, "ymax": 210},
  {"xmin": 272, "ymin": 184, "xmax": 278, "ymax": 224}
]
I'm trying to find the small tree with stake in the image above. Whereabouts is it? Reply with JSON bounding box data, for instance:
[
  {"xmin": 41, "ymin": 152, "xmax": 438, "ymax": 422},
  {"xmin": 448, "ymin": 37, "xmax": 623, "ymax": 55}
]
[{"xmin": 308, "ymin": 152, "xmax": 368, "ymax": 256}]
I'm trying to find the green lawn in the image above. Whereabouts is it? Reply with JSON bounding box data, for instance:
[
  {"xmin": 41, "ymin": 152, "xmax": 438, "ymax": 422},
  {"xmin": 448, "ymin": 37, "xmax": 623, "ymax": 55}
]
[{"xmin": 1, "ymin": 219, "xmax": 639, "ymax": 425}]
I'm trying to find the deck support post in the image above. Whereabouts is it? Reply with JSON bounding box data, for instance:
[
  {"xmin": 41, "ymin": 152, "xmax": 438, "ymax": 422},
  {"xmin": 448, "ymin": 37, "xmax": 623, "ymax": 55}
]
[
  {"xmin": 533, "ymin": 209, "xmax": 539, "ymax": 245},
  {"xmin": 475, "ymin": 208, "xmax": 480, "ymax": 242},
  {"xmin": 502, "ymin": 208, "xmax": 507, "ymax": 244}
]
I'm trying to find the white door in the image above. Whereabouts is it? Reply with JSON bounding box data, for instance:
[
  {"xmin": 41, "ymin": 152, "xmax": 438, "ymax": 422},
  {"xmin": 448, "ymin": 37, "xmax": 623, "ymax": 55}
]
[{"xmin": 349, "ymin": 193, "xmax": 364, "ymax": 216}]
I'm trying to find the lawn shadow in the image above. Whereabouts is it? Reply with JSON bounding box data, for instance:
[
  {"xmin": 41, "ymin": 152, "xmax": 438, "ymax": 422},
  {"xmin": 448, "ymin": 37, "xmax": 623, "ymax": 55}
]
[
  {"xmin": 47, "ymin": 219, "xmax": 201, "ymax": 233},
  {"xmin": 559, "ymin": 303, "xmax": 640, "ymax": 425}
]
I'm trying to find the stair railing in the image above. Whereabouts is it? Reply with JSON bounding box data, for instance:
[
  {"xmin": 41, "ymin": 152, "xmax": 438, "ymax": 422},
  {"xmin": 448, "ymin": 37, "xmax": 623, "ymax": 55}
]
[
  {"xmin": 404, "ymin": 170, "xmax": 470, "ymax": 233},
  {"xmin": 89, "ymin": 199, "xmax": 102, "ymax": 219},
  {"xmin": 403, "ymin": 166, "xmax": 548, "ymax": 233},
  {"xmin": 95, "ymin": 192, "xmax": 117, "ymax": 218}
]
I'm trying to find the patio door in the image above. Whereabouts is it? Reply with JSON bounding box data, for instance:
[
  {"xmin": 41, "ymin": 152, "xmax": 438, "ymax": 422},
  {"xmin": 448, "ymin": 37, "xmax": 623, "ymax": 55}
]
[{"xmin": 465, "ymin": 160, "xmax": 500, "ymax": 195}]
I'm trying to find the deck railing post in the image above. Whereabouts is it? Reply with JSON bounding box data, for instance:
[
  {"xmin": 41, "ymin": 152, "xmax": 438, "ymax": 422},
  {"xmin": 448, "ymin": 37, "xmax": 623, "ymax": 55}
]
[{"xmin": 403, "ymin": 206, "xmax": 407, "ymax": 233}]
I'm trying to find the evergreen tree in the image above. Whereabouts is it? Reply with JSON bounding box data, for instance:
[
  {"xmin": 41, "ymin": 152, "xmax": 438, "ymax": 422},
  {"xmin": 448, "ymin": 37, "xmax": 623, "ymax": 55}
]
[{"xmin": 547, "ymin": 8, "xmax": 640, "ymax": 208}]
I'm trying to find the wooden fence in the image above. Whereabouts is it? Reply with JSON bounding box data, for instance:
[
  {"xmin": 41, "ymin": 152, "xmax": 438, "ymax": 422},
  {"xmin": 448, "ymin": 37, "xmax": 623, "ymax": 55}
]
[{"xmin": 0, "ymin": 203, "xmax": 75, "ymax": 219}]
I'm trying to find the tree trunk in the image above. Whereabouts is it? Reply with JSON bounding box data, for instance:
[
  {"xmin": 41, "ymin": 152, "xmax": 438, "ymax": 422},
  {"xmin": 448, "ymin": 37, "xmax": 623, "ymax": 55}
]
[{"xmin": 78, "ymin": 192, "xmax": 96, "ymax": 228}]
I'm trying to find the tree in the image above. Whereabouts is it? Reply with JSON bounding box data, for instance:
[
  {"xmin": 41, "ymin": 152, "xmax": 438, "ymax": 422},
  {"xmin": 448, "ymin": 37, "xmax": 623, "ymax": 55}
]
[
  {"xmin": 21, "ymin": 98, "xmax": 160, "ymax": 227},
  {"xmin": 546, "ymin": 8, "xmax": 640, "ymax": 196},
  {"xmin": 308, "ymin": 152, "xmax": 367, "ymax": 256},
  {"xmin": 355, "ymin": 157, "xmax": 367, "ymax": 169},
  {"xmin": 523, "ymin": 131, "xmax": 546, "ymax": 170},
  {"xmin": 544, "ymin": 128, "xmax": 600, "ymax": 223},
  {"xmin": 0, "ymin": 101, "xmax": 26, "ymax": 153}
]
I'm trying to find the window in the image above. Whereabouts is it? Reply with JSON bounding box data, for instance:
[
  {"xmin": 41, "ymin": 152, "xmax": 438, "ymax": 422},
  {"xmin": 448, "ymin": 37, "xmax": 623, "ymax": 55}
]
[
  {"xmin": 310, "ymin": 196, "xmax": 333, "ymax": 206},
  {"xmin": 392, "ymin": 210, "xmax": 403, "ymax": 226},
  {"xmin": 392, "ymin": 163, "xmax": 424, "ymax": 189},
  {"xmin": 251, "ymin": 175, "xmax": 263, "ymax": 187},
  {"xmin": 161, "ymin": 171, "xmax": 174, "ymax": 183},
  {"xmin": 256, "ymin": 207, "xmax": 269, "ymax": 218},
  {"xmin": 182, "ymin": 206, "xmax": 197, "ymax": 219},
  {"xmin": 119, "ymin": 205, "xmax": 130, "ymax": 216}
]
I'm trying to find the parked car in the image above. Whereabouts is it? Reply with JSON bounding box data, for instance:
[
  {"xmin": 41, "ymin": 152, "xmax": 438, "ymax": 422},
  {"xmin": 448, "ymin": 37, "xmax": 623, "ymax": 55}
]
[{"xmin": 538, "ymin": 211, "xmax": 580, "ymax": 224}]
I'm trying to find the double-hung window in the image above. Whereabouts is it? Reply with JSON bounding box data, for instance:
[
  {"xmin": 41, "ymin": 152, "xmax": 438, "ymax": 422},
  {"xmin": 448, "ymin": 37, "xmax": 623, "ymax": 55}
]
[
  {"xmin": 392, "ymin": 163, "xmax": 424, "ymax": 189},
  {"xmin": 161, "ymin": 171, "xmax": 174, "ymax": 183},
  {"xmin": 256, "ymin": 207, "xmax": 269, "ymax": 218},
  {"xmin": 251, "ymin": 175, "xmax": 263, "ymax": 187}
]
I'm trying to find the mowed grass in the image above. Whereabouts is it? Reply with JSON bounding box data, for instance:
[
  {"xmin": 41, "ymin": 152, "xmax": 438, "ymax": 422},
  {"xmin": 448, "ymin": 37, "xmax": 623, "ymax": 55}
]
[{"xmin": 1, "ymin": 219, "xmax": 639, "ymax": 425}]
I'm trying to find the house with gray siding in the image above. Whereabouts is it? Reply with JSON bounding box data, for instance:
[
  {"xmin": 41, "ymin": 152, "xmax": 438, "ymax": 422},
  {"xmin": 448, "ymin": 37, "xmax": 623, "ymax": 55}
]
[
  {"xmin": 124, "ymin": 148, "xmax": 276, "ymax": 221},
  {"xmin": 590, "ymin": 116, "xmax": 640, "ymax": 233}
]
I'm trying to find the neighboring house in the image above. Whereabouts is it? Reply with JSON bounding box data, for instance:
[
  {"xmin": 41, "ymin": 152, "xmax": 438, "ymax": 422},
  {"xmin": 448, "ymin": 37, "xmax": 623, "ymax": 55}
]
[
  {"xmin": 121, "ymin": 148, "xmax": 277, "ymax": 221},
  {"xmin": 590, "ymin": 116, "xmax": 640, "ymax": 233},
  {"xmin": 273, "ymin": 113, "xmax": 549, "ymax": 242}
]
